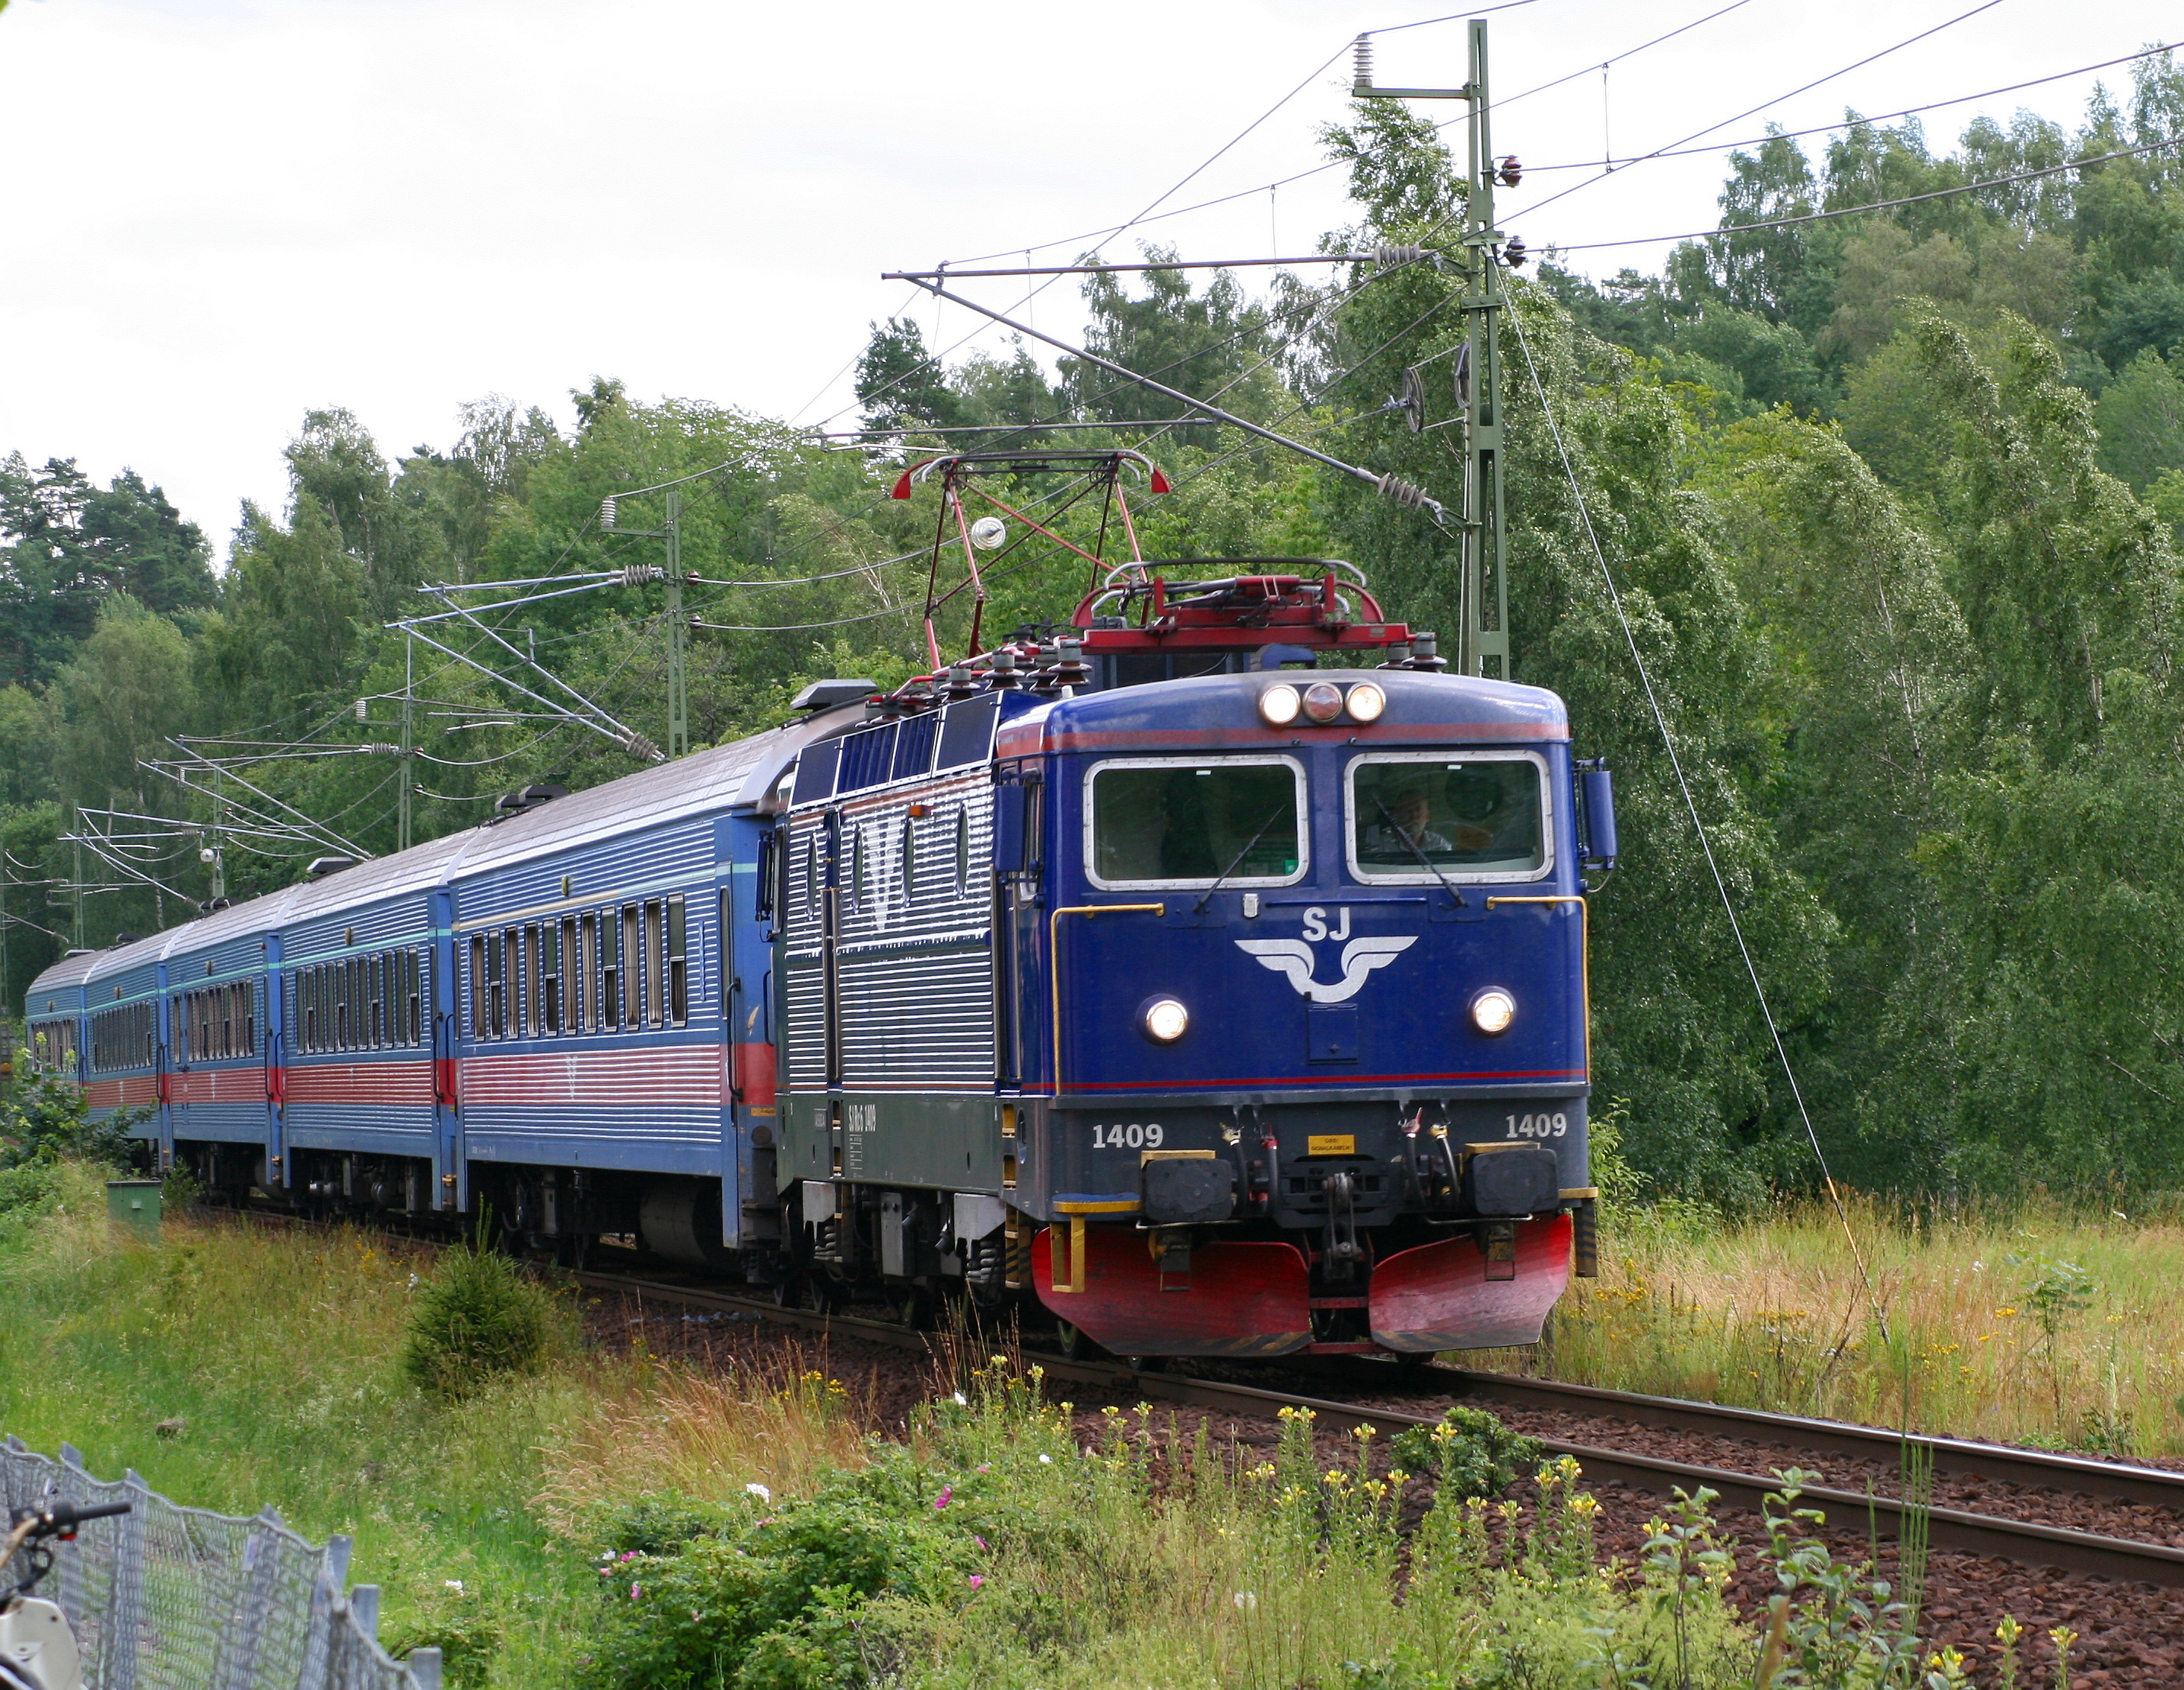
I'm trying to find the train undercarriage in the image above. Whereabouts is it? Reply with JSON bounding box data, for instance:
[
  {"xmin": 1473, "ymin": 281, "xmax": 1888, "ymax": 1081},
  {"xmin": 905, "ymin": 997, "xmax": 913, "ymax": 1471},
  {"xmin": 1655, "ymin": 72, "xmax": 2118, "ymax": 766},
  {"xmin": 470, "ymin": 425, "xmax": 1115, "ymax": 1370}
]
[{"xmin": 167, "ymin": 1140, "xmax": 1590, "ymax": 1360}]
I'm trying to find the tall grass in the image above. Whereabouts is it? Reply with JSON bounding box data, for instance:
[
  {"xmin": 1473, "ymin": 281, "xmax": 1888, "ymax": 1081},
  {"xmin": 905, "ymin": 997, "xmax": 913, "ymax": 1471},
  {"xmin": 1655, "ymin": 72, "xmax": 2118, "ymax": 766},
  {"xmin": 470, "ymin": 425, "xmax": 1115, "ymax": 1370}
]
[
  {"xmin": 576, "ymin": 1359, "xmax": 1763, "ymax": 1690},
  {"xmin": 1477, "ymin": 1191, "xmax": 2184, "ymax": 1455},
  {"xmin": 533, "ymin": 1349, "xmax": 876, "ymax": 1539}
]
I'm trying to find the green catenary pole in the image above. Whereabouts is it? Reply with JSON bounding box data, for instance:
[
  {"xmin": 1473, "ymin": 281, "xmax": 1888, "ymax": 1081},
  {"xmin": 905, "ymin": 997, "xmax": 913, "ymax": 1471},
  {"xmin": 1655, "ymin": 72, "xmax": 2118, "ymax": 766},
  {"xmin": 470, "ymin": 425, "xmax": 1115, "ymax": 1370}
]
[
  {"xmin": 1354, "ymin": 21, "xmax": 1512, "ymax": 678},
  {"xmin": 399, "ymin": 631, "xmax": 415, "ymax": 850},
  {"xmin": 665, "ymin": 492, "xmax": 688, "ymax": 760}
]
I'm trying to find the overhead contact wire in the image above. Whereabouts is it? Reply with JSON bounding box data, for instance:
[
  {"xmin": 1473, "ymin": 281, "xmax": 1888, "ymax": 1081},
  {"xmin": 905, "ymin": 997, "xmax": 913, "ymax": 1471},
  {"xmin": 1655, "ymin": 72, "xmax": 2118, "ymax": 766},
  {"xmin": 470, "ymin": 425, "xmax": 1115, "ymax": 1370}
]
[{"xmin": 1505, "ymin": 303, "xmax": 1890, "ymax": 1344}]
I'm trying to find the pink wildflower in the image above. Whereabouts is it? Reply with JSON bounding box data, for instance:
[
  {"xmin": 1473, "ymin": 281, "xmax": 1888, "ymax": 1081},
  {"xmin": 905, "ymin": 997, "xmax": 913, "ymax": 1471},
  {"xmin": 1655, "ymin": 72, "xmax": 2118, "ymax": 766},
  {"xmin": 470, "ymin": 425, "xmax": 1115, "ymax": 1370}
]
[
  {"xmin": 968, "ymin": 1574, "xmax": 984, "ymax": 1589},
  {"xmin": 973, "ymin": 1535, "xmax": 989, "ymax": 1552},
  {"xmin": 933, "ymin": 1485, "xmax": 953, "ymax": 1511},
  {"xmin": 629, "ymin": 1584, "xmax": 641, "ymax": 1599}
]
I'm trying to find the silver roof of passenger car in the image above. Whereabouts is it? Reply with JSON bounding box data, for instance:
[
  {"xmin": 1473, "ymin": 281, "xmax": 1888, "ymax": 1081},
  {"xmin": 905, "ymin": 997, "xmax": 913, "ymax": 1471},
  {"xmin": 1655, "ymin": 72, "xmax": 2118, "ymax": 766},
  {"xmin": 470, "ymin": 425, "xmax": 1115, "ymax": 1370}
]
[{"xmin": 27, "ymin": 704, "xmax": 857, "ymax": 1002}]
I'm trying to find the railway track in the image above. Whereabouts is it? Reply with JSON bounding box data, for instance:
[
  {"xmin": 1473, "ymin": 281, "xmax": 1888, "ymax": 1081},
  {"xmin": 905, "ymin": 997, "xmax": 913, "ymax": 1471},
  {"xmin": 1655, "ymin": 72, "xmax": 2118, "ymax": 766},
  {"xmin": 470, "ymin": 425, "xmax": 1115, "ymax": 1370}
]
[{"xmin": 576, "ymin": 1265, "xmax": 2184, "ymax": 1591}]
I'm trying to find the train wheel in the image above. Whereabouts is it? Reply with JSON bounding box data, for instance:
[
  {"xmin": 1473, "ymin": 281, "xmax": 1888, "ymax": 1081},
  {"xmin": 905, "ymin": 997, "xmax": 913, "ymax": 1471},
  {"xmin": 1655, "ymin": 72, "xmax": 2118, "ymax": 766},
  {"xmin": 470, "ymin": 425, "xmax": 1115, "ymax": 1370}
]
[
  {"xmin": 780, "ymin": 1274, "xmax": 838, "ymax": 1315},
  {"xmin": 1054, "ymin": 1320, "xmax": 1097, "ymax": 1361},
  {"xmin": 895, "ymin": 1286, "xmax": 933, "ymax": 1329}
]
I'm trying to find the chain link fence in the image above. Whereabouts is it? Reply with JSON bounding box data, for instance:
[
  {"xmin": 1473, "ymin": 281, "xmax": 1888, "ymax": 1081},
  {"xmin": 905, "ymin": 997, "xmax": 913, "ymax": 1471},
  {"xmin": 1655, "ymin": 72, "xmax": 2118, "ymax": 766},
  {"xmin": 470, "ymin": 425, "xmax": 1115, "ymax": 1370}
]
[{"xmin": 1, "ymin": 1437, "xmax": 440, "ymax": 1690}]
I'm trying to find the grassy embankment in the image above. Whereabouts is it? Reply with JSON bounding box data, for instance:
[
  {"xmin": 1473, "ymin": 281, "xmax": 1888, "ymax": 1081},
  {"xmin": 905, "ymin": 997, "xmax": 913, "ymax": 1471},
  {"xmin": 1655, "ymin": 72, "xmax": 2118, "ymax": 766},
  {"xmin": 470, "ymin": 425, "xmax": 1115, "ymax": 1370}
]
[
  {"xmin": 1477, "ymin": 1191, "xmax": 2184, "ymax": 1457},
  {"xmin": 0, "ymin": 1161, "xmax": 1904, "ymax": 1690},
  {"xmin": 0, "ymin": 1153, "xmax": 2106, "ymax": 1687}
]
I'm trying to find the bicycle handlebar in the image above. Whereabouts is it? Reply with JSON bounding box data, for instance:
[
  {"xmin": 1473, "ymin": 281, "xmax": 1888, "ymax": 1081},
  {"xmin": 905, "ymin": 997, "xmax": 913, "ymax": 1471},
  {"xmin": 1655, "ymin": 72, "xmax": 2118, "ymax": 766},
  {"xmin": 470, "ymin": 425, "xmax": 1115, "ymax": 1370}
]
[{"xmin": 11, "ymin": 1500, "xmax": 132, "ymax": 1537}]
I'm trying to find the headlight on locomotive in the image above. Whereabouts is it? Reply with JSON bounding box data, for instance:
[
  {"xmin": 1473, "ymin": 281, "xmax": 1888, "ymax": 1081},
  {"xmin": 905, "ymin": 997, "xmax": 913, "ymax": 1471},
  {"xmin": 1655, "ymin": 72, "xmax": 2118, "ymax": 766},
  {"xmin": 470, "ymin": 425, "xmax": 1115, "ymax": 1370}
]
[
  {"xmin": 1257, "ymin": 684, "xmax": 1302, "ymax": 726},
  {"xmin": 1302, "ymin": 681, "xmax": 1345, "ymax": 723},
  {"xmin": 1142, "ymin": 996, "xmax": 1191, "ymax": 1043},
  {"xmin": 1345, "ymin": 681, "xmax": 1386, "ymax": 723},
  {"xmin": 1469, "ymin": 987, "xmax": 1516, "ymax": 1036}
]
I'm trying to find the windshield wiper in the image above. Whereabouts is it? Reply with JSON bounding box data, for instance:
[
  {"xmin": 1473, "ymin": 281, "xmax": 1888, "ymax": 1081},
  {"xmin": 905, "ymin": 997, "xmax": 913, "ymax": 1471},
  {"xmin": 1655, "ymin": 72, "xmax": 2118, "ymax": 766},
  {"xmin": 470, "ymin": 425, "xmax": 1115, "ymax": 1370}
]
[
  {"xmin": 1194, "ymin": 803, "xmax": 1292, "ymax": 913},
  {"xmin": 1373, "ymin": 799, "xmax": 1469, "ymax": 910}
]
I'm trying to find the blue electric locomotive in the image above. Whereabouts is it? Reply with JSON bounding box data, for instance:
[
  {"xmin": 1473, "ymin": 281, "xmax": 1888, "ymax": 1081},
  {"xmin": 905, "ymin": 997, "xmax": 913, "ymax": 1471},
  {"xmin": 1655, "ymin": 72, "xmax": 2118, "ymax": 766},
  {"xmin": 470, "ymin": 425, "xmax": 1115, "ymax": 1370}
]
[{"xmin": 21, "ymin": 465, "xmax": 1613, "ymax": 1358}]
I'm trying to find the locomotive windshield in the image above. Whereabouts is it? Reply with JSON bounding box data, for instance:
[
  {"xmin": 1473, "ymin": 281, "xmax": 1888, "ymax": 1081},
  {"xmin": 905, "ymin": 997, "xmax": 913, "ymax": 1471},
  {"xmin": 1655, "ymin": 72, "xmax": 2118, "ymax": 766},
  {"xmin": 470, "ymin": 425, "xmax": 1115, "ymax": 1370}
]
[
  {"xmin": 1348, "ymin": 751, "xmax": 1549, "ymax": 881},
  {"xmin": 1086, "ymin": 756, "xmax": 1305, "ymax": 888}
]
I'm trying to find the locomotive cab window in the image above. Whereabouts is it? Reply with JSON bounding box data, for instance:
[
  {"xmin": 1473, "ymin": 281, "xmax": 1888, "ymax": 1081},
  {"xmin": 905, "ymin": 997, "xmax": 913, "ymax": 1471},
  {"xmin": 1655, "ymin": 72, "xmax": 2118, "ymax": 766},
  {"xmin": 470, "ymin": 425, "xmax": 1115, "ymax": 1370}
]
[
  {"xmin": 1084, "ymin": 756, "xmax": 1307, "ymax": 889},
  {"xmin": 1346, "ymin": 751, "xmax": 1551, "ymax": 883}
]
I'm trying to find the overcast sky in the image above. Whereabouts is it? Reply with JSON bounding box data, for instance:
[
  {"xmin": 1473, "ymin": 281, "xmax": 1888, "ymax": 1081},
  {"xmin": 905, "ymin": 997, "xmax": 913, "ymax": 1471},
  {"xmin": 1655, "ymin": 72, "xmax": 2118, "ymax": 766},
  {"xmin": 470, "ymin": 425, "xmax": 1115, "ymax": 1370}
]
[{"xmin": 0, "ymin": 0, "xmax": 2166, "ymax": 548}]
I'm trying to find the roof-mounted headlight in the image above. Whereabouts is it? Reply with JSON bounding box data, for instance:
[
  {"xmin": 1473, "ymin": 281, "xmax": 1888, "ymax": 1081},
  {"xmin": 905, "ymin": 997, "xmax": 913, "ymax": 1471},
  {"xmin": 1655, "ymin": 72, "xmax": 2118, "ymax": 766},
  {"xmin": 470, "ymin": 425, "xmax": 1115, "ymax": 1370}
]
[
  {"xmin": 1302, "ymin": 681, "xmax": 1345, "ymax": 724},
  {"xmin": 1258, "ymin": 684, "xmax": 1302, "ymax": 727},
  {"xmin": 1345, "ymin": 681, "xmax": 1385, "ymax": 723}
]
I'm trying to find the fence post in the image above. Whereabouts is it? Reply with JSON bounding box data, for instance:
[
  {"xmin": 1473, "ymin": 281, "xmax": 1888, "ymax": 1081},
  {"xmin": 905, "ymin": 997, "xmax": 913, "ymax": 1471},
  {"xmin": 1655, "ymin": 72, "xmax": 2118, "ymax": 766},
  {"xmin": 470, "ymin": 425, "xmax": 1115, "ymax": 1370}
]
[
  {"xmin": 105, "ymin": 1468, "xmax": 151, "ymax": 1690},
  {"xmin": 299, "ymin": 1535, "xmax": 352, "ymax": 1690},
  {"xmin": 214, "ymin": 1505, "xmax": 288, "ymax": 1690},
  {"xmin": 406, "ymin": 1646, "xmax": 443, "ymax": 1690}
]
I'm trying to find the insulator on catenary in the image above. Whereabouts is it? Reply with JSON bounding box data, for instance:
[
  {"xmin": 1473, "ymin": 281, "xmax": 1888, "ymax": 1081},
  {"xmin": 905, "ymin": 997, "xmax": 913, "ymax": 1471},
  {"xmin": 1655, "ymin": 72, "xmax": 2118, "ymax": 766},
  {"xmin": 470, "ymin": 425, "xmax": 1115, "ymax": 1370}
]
[
  {"xmin": 1496, "ymin": 155, "xmax": 1522, "ymax": 188},
  {"xmin": 598, "ymin": 497, "xmax": 617, "ymax": 529},
  {"xmin": 1375, "ymin": 472, "xmax": 1433, "ymax": 510},
  {"xmin": 1502, "ymin": 237, "xmax": 1529, "ymax": 268},
  {"xmin": 1375, "ymin": 244, "xmax": 1426, "ymax": 271},
  {"xmin": 625, "ymin": 732, "xmax": 661, "ymax": 761},
  {"xmin": 1352, "ymin": 33, "xmax": 1373, "ymax": 88},
  {"xmin": 619, "ymin": 564, "xmax": 663, "ymax": 586}
]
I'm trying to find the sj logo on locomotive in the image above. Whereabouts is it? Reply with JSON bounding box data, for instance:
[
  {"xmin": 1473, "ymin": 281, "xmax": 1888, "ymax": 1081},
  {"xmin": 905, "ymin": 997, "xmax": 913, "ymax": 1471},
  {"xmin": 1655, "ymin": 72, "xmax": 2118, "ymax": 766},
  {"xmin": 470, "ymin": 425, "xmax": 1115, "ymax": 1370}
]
[{"xmin": 1234, "ymin": 906, "xmax": 1419, "ymax": 1003}]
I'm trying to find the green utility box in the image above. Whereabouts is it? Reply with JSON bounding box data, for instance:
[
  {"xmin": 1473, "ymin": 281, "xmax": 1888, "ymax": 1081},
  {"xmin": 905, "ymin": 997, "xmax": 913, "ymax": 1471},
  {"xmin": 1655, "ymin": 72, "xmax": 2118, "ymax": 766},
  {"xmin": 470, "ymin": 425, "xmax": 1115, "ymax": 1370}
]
[{"xmin": 105, "ymin": 1179, "xmax": 162, "ymax": 1236}]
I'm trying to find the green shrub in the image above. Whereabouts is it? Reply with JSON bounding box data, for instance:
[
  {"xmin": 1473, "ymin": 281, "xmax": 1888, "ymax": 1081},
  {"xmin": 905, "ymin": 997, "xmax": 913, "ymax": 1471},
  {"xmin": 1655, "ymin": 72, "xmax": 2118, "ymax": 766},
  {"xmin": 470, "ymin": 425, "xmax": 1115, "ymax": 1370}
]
[
  {"xmin": 0, "ymin": 1080, "xmax": 148, "ymax": 1171},
  {"xmin": 399, "ymin": 1244, "xmax": 567, "ymax": 1397},
  {"xmin": 1388, "ymin": 1405, "xmax": 1541, "ymax": 1501},
  {"xmin": 577, "ymin": 1462, "xmax": 978, "ymax": 1690},
  {"xmin": 379, "ymin": 1582, "xmax": 505, "ymax": 1690}
]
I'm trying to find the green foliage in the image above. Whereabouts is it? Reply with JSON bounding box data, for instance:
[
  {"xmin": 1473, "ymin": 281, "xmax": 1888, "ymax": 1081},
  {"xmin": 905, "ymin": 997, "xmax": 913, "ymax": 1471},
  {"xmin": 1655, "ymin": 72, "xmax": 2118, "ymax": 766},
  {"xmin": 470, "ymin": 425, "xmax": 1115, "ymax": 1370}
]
[
  {"xmin": 0, "ymin": 1076, "xmax": 145, "ymax": 1171},
  {"xmin": 379, "ymin": 1580, "xmax": 506, "ymax": 1690},
  {"xmin": 2094, "ymin": 345, "xmax": 2184, "ymax": 489},
  {"xmin": 400, "ymin": 1242, "xmax": 570, "ymax": 1398},
  {"xmin": 1387, "ymin": 1406, "xmax": 1540, "ymax": 1503},
  {"xmin": 0, "ymin": 453, "xmax": 211, "ymax": 687},
  {"xmin": 574, "ymin": 1464, "xmax": 972, "ymax": 1690}
]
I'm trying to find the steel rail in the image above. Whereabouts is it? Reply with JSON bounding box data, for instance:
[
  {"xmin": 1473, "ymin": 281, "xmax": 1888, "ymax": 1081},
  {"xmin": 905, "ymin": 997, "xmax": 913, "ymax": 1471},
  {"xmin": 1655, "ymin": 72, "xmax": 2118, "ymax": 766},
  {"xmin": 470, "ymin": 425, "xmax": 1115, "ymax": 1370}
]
[
  {"xmin": 571, "ymin": 1269, "xmax": 2184, "ymax": 1589},
  {"xmin": 1423, "ymin": 1365, "xmax": 2184, "ymax": 1511}
]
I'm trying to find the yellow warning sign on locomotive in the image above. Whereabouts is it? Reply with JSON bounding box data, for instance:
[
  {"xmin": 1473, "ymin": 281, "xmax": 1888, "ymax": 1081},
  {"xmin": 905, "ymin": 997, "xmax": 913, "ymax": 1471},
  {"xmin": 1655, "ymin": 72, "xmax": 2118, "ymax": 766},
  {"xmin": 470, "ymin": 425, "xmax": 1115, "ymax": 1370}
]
[{"xmin": 1305, "ymin": 1134, "xmax": 1356, "ymax": 1156}]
